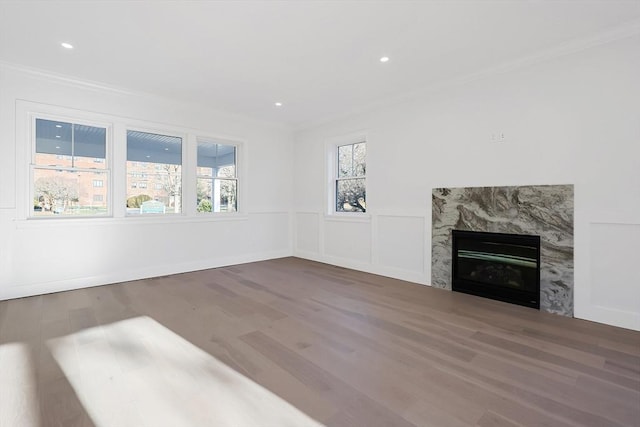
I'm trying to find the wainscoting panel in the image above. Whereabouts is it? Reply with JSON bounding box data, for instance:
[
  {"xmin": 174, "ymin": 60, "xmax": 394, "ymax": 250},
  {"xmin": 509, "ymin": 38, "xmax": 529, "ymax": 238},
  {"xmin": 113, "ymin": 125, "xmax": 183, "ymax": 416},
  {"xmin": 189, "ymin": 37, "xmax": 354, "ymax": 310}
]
[
  {"xmin": 324, "ymin": 218, "xmax": 372, "ymax": 263},
  {"xmin": 376, "ymin": 215, "xmax": 424, "ymax": 274},
  {"xmin": 246, "ymin": 212, "xmax": 291, "ymax": 254},
  {"xmin": 295, "ymin": 212, "xmax": 320, "ymax": 254},
  {"xmin": 590, "ymin": 222, "xmax": 640, "ymax": 313},
  {"xmin": 294, "ymin": 211, "xmax": 427, "ymax": 284},
  {"xmin": 1, "ymin": 212, "xmax": 291, "ymax": 300}
]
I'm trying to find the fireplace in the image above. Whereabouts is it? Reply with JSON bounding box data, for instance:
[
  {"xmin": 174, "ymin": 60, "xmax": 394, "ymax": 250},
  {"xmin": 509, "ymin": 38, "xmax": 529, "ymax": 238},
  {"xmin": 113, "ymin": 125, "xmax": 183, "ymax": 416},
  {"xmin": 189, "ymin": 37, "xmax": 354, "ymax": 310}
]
[{"xmin": 452, "ymin": 230, "xmax": 540, "ymax": 309}]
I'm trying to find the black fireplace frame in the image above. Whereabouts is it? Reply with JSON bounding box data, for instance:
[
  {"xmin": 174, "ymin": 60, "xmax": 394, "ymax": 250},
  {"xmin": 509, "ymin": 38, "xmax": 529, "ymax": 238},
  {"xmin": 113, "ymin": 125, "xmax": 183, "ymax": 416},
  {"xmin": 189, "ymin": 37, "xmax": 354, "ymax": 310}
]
[{"xmin": 452, "ymin": 230, "xmax": 540, "ymax": 309}]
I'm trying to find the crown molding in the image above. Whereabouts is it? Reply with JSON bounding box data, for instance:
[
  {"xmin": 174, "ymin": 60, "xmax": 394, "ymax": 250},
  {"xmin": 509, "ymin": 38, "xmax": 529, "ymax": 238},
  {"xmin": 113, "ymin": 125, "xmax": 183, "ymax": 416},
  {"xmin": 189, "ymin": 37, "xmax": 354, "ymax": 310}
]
[
  {"xmin": 294, "ymin": 19, "xmax": 640, "ymax": 132},
  {"xmin": 0, "ymin": 60, "xmax": 293, "ymax": 132},
  {"xmin": 0, "ymin": 60, "xmax": 140, "ymax": 96}
]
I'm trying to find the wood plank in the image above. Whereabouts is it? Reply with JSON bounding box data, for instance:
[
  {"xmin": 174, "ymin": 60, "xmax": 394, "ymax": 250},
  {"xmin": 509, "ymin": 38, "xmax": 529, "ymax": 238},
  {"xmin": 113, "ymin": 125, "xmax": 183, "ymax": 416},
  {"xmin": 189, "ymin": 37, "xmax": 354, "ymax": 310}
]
[
  {"xmin": 240, "ymin": 330, "xmax": 417, "ymax": 427},
  {"xmin": 0, "ymin": 257, "xmax": 638, "ymax": 427}
]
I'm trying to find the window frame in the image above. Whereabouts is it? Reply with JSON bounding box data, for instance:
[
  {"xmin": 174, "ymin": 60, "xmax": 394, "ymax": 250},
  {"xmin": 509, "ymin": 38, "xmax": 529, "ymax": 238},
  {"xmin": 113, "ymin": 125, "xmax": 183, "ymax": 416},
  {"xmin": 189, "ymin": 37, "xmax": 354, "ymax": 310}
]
[
  {"xmin": 326, "ymin": 133, "xmax": 368, "ymax": 217},
  {"xmin": 17, "ymin": 101, "xmax": 248, "ymax": 224},
  {"xmin": 124, "ymin": 127, "xmax": 187, "ymax": 217},
  {"xmin": 29, "ymin": 113, "xmax": 113, "ymax": 219},
  {"xmin": 195, "ymin": 136, "xmax": 241, "ymax": 215}
]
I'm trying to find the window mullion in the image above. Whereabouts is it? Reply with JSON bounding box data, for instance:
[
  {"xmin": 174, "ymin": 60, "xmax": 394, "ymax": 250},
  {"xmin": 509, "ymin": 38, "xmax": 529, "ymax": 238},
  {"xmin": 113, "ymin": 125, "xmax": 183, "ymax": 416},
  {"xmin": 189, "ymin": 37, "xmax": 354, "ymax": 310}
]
[
  {"xmin": 34, "ymin": 165, "xmax": 106, "ymax": 174},
  {"xmin": 71, "ymin": 123, "xmax": 75, "ymax": 168},
  {"xmin": 351, "ymin": 144, "xmax": 354, "ymax": 177}
]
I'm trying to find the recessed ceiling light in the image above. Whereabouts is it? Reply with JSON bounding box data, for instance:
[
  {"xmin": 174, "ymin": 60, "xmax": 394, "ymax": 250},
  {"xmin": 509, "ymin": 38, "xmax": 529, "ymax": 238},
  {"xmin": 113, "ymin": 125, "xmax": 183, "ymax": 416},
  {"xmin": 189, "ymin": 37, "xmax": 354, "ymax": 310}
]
[
  {"xmin": 274, "ymin": 102, "xmax": 283, "ymax": 107},
  {"xmin": 380, "ymin": 56, "xmax": 390, "ymax": 63},
  {"xmin": 55, "ymin": 135, "xmax": 61, "ymax": 138},
  {"xmin": 146, "ymin": 155, "xmax": 151, "ymax": 158},
  {"xmin": 55, "ymin": 146, "xmax": 60, "ymax": 149},
  {"xmin": 61, "ymin": 42, "xmax": 74, "ymax": 49},
  {"xmin": 164, "ymin": 148, "xmax": 169, "ymax": 151},
  {"xmin": 55, "ymin": 124, "xmax": 62, "ymax": 128}
]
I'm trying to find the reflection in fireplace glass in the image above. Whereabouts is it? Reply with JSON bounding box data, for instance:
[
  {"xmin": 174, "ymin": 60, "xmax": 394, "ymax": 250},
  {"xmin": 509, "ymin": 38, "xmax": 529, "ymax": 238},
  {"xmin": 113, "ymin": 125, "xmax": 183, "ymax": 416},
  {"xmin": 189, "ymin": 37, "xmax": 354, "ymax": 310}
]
[
  {"xmin": 457, "ymin": 241, "xmax": 538, "ymax": 292},
  {"xmin": 452, "ymin": 230, "xmax": 541, "ymax": 309}
]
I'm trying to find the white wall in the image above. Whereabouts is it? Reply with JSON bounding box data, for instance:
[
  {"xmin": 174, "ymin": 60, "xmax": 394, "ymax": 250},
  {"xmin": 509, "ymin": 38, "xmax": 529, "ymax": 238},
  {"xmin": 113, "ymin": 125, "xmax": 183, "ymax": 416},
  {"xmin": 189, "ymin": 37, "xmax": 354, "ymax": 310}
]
[
  {"xmin": 0, "ymin": 64, "xmax": 294, "ymax": 300},
  {"xmin": 1, "ymin": 35, "xmax": 638, "ymax": 331},
  {"xmin": 293, "ymin": 35, "xmax": 640, "ymax": 330}
]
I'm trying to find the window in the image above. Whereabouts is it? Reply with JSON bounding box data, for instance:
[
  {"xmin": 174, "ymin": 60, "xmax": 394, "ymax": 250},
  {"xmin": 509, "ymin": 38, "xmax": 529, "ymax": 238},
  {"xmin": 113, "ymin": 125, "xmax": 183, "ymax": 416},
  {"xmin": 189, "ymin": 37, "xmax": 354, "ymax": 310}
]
[
  {"xmin": 197, "ymin": 139, "xmax": 237, "ymax": 213},
  {"xmin": 25, "ymin": 103, "xmax": 246, "ymax": 220},
  {"xmin": 126, "ymin": 130, "xmax": 182, "ymax": 215},
  {"xmin": 32, "ymin": 118, "xmax": 108, "ymax": 217},
  {"xmin": 335, "ymin": 141, "xmax": 366, "ymax": 212}
]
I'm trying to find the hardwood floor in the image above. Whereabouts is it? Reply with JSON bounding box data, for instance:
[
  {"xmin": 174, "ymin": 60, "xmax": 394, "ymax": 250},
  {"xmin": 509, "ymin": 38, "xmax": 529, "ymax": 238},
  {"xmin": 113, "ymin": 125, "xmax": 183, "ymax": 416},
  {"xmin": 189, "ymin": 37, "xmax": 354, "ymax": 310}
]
[{"xmin": 0, "ymin": 257, "xmax": 638, "ymax": 427}]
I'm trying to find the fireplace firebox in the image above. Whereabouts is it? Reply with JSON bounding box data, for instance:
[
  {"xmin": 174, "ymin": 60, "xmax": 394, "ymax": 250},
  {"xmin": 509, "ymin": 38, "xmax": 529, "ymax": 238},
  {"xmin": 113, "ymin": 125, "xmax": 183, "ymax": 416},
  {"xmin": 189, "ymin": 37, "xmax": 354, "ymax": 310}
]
[{"xmin": 452, "ymin": 230, "xmax": 540, "ymax": 309}]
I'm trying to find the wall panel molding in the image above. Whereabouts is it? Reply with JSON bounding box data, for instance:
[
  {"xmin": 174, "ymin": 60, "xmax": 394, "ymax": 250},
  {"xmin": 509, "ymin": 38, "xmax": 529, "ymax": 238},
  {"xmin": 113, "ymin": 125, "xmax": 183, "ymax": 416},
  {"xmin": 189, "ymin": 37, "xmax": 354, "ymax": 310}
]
[
  {"xmin": 0, "ymin": 249, "xmax": 291, "ymax": 301},
  {"xmin": 588, "ymin": 222, "xmax": 640, "ymax": 330},
  {"xmin": 294, "ymin": 210, "xmax": 429, "ymax": 285},
  {"xmin": 376, "ymin": 214, "xmax": 425, "ymax": 275},
  {"xmin": 295, "ymin": 212, "xmax": 320, "ymax": 255}
]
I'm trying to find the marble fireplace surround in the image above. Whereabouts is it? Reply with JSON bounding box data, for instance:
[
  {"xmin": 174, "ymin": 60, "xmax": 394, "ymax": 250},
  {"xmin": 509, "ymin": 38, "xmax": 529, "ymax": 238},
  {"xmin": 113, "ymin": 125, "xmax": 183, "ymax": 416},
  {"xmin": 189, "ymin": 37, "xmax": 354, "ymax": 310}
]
[{"xmin": 431, "ymin": 185, "xmax": 574, "ymax": 316}]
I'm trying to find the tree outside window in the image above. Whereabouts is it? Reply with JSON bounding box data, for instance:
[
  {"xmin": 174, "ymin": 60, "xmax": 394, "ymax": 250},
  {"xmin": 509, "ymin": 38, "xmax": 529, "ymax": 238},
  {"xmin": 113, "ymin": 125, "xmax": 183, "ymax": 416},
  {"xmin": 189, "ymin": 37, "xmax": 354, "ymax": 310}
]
[
  {"xmin": 32, "ymin": 118, "xmax": 108, "ymax": 216},
  {"xmin": 336, "ymin": 142, "xmax": 366, "ymax": 213}
]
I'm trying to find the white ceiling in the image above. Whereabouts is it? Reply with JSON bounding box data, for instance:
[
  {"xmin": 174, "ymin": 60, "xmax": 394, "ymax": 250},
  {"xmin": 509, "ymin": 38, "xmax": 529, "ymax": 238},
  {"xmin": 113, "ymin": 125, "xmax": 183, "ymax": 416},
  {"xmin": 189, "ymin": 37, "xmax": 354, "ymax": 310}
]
[{"xmin": 1, "ymin": 1, "xmax": 639, "ymax": 129}]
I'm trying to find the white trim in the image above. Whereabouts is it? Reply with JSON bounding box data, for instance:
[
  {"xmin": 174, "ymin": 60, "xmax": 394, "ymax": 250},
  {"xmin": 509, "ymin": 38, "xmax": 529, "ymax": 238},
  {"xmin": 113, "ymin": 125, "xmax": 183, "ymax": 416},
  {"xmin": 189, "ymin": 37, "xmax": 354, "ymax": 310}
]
[
  {"xmin": 325, "ymin": 131, "xmax": 368, "ymax": 147},
  {"xmin": 194, "ymin": 135, "xmax": 245, "ymax": 215},
  {"xmin": 590, "ymin": 220, "xmax": 640, "ymax": 226},
  {"xmin": 325, "ymin": 132, "xmax": 368, "ymax": 216},
  {"xmin": 0, "ymin": 249, "xmax": 292, "ymax": 301},
  {"xmin": 294, "ymin": 208, "xmax": 428, "ymax": 285},
  {"xmin": 13, "ymin": 210, "xmax": 288, "ymax": 229},
  {"xmin": 293, "ymin": 250, "xmax": 428, "ymax": 286},
  {"xmin": 375, "ymin": 210, "xmax": 426, "ymax": 218},
  {"xmin": 25, "ymin": 108, "xmax": 114, "ymax": 219},
  {"xmin": 247, "ymin": 210, "xmax": 290, "ymax": 215},
  {"xmin": 575, "ymin": 306, "xmax": 640, "ymax": 332},
  {"xmin": 16, "ymin": 100, "xmax": 252, "ymax": 222},
  {"xmin": 1, "ymin": 61, "xmax": 290, "ymax": 131},
  {"xmin": 123, "ymin": 126, "xmax": 187, "ymax": 217},
  {"xmin": 13, "ymin": 213, "xmax": 251, "ymax": 229},
  {"xmin": 323, "ymin": 212, "xmax": 371, "ymax": 223}
]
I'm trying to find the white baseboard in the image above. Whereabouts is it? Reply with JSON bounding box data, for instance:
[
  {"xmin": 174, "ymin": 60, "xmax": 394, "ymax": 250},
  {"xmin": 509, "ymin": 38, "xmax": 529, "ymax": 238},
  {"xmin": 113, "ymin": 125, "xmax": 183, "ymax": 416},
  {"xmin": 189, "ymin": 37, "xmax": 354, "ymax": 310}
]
[
  {"xmin": 0, "ymin": 249, "xmax": 291, "ymax": 301},
  {"xmin": 575, "ymin": 306, "xmax": 640, "ymax": 332},
  {"xmin": 294, "ymin": 249, "xmax": 428, "ymax": 286}
]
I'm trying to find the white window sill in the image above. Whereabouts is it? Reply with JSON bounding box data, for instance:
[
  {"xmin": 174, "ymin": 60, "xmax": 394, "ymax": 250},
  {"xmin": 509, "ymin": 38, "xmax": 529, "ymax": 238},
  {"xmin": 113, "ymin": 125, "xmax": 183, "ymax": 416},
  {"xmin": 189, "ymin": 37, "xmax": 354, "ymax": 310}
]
[
  {"xmin": 15, "ymin": 213, "xmax": 249, "ymax": 229},
  {"xmin": 324, "ymin": 212, "xmax": 371, "ymax": 223}
]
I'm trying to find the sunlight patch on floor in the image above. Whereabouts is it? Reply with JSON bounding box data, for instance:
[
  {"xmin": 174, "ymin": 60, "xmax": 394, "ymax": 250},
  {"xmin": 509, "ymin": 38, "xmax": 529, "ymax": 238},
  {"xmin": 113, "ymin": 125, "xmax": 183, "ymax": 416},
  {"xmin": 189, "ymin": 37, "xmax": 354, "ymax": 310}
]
[
  {"xmin": 0, "ymin": 342, "xmax": 40, "ymax": 427},
  {"xmin": 46, "ymin": 315, "xmax": 323, "ymax": 427}
]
